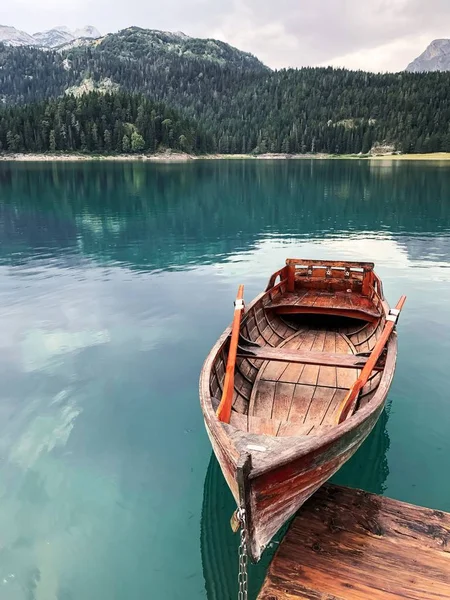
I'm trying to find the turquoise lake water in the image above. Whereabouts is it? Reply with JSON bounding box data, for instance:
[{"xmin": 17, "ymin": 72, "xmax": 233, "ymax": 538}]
[{"xmin": 0, "ymin": 159, "xmax": 449, "ymax": 599}]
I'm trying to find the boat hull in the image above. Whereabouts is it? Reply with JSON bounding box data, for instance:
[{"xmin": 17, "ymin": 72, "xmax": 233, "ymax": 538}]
[
  {"xmin": 199, "ymin": 259, "xmax": 400, "ymax": 562},
  {"xmin": 204, "ymin": 399, "xmax": 385, "ymax": 561}
]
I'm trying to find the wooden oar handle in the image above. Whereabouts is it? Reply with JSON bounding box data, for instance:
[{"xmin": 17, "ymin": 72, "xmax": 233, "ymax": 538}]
[
  {"xmin": 396, "ymin": 295, "xmax": 407, "ymax": 311},
  {"xmin": 234, "ymin": 284, "xmax": 245, "ymax": 307}
]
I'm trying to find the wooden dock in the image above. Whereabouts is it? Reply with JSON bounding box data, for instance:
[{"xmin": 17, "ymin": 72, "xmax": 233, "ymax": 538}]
[{"xmin": 257, "ymin": 484, "xmax": 450, "ymax": 599}]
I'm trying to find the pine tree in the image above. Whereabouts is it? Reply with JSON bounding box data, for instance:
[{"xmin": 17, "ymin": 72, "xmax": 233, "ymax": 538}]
[
  {"xmin": 104, "ymin": 129, "xmax": 112, "ymax": 152},
  {"xmin": 49, "ymin": 130, "xmax": 56, "ymax": 152},
  {"xmin": 122, "ymin": 134, "xmax": 131, "ymax": 153},
  {"xmin": 131, "ymin": 131, "xmax": 145, "ymax": 152}
]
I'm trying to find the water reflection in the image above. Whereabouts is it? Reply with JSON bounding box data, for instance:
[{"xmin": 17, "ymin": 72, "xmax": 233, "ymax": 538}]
[
  {"xmin": 1, "ymin": 160, "xmax": 450, "ymax": 272},
  {"xmin": 332, "ymin": 406, "xmax": 390, "ymax": 494},
  {"xmin": 201, "ymin": 454, "xmax": 279, "ymax": 600}
]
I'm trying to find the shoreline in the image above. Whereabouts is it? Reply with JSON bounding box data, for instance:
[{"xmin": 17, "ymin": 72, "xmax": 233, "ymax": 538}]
[{"xmin": 1, "ymin": 152, "xmax": 450, "ymax": 162}]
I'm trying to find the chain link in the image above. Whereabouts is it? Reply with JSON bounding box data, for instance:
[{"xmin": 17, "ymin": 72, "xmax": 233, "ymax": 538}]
[{"xmin": 238, "ymin": 508, "xmax": 248, "ymax": 600}]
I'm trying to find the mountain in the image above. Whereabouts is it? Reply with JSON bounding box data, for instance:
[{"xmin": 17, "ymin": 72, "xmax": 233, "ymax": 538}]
[
  {"xmin": 0, "ymin": 26, "xmax": 267, "ymax": 107},
  {"xmin": 73, "ymin": 26, "xmax": 101, "ymax": 39},
  {"xmin": 96, "ymin": 27, "xmax": 265, "ymax": 69},
  {"xmin": 0, "ymin": 25, "xmax": 37, "ymax": 47},
  {"xmin": 406, "ymin": 39, "xmax": 450, "ymax": 72},
  {"xmin": 1, "ymin": 26, "xmax": 450, "ymax": 155},
  {"xmin": 57, "ymin": 38, "xmax": 99, "ymax": 52},
  {"xmin": 33, "ymin": 27, "xmax": 74, "ymax": 48},
  {"xmin": 0, "ymin": 24, "xmax": 100, "ymax": 48}
]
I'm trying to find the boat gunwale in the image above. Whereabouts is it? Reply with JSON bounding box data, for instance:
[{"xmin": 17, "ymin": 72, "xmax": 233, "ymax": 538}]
[{"xmin": 199, "ymin": 279, "xmax": 398, "ymax": 478}]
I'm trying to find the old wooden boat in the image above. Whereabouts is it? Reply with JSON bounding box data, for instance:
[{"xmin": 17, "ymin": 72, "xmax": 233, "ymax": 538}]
[{"xmin": 199, "ymin": 259, "xmax": 405, "ymax": 563}]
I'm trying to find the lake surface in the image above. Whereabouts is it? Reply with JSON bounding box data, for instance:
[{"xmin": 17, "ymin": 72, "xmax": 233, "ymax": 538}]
[{"xmin": 0, "ymin": 159, "xmax": 449, "ymax": 599}]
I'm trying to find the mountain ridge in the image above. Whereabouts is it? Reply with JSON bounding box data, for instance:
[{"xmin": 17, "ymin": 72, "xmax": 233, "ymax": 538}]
[
  {"xmin": 94, "ymin": 26, "xmax": 266, "ymax": 69},
  {"xmin": 406, "ymin": 39, "xmax": 450, "ymax": 72},
  {"xmin": 0, "ymin": 25, "xmax": 36, "ymax": 47},
  {"xmin": 3, "ymin": 23, "xmax": 450, "ymax": 74},
  {"xmin": 0, "ymin": 24, "xmax": 100, "ymax": 48}
]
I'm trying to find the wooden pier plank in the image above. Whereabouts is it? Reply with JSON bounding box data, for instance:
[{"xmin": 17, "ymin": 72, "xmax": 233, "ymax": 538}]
[{"xmin": 257, "ymin": 484, "xmax": 450, "ymax": 600}]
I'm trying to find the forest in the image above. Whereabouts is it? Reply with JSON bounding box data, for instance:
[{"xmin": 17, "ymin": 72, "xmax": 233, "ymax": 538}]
[
  {"xmin": 0, "ymin": 92, "xmax": 211, "ymax": 154},
  {"xmin": 1, "ymin": 28, "xmax": 450, "ymax": 155}
]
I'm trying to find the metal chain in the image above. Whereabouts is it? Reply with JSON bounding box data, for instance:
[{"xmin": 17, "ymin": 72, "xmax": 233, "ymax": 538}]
[{"xmin": 238, "ymin": 508, "xmax": 248, "ymax": 600}]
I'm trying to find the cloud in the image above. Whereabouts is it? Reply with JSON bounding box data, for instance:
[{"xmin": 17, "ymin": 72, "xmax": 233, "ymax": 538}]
[
  {"xmin": 207, "ymin": 0, "xmax": 450, "ymax": 70},
  {"xmin": 5, "ymin": 0, "xmax": 450, "ymax": 71},
  {"xmin": 322, "ymin": 34, "xmax": 436, "ymax": 72}
]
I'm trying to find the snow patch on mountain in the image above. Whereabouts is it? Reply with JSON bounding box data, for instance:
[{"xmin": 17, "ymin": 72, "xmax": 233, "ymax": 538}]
[
  {"xmin": 0, "ymin": 25, "xmax": 37, "ymax": 46},
  {"xmin": 0, "ymin": 24, "xmax": 100, "ymax": 48},
  {"xmin": 73, "ymin": 26, "xmax": 101, "ymax": 39},
  {"xmin": 33, "ymin": 28, "xmax": 74, "ymax": 48}
]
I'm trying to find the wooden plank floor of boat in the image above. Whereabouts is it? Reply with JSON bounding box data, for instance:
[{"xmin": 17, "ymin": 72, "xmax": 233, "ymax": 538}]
[
  {"xmin": 231, "ymin": 329, "xmax": 359, "ymax": 437},
  {"xmin": 257, "ymin": 484, "xmax": 450, "ymax": 600}
]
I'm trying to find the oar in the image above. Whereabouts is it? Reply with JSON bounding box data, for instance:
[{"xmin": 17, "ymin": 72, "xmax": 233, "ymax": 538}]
[
  {"xmin": 216, "ymin": 285, "xmax": 245, "ymax": 423},
  {"xmin": 335, "ymin": 295, "xmax": 406, "ymax": 425}
]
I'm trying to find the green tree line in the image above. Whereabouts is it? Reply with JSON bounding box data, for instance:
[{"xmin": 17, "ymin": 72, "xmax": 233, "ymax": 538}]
[
  {"xmin": 1, "ymin": 29, "xmax": 450, "ymax": 154},
  {"xmin": 0, "ymin": 91, "xmax": 211, "ymax": 154}
]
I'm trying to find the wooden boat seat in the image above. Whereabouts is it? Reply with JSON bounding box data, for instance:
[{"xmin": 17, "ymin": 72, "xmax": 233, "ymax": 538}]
[
  {"xmin": 232, "ymin": 329, "xmax": 363, "ymax": 438},
  {"xmin": 265, "ymin": 290, "xmax": 381, "ymax": 321},
  {"xmin": 237, "ymin": 345, "xmax": 382, "ymax": 371}
]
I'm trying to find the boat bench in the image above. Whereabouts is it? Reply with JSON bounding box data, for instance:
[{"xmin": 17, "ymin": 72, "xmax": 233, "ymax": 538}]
[
  {"xmin": 265, "ymin": 290, "xmax": 381, "ymax": 322},
  {"xmin": 237, "ymin": 345, "xmax": 383, "ymax": 371}
]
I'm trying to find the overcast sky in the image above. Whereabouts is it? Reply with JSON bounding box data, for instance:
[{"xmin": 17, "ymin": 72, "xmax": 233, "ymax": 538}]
[{"xmin": 2, "ymin": 0, "xmax": 450, "ymax": 71}]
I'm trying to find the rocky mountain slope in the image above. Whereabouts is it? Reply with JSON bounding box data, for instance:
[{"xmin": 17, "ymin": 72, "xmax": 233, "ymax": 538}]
[
  {"xmin": 0, "ymin": 24, "xmax": 100, "ymax": 48},
  {"xmin": 406, "ymin": 39, "xmax": 450, "ymax": 72},
  {"xmin": 33, "ymin": 27, "xmax": 75, "ymax": 48},
  {"xmin": 0, "ymin": 25, "xmax": 36, "ymax": 47},
  {"xmin": 0, "ymin": 25, "xmax": 267, "ymax": 105},
  {"xmin": 90, "ymin": 27, "xmax": 265, "ymax": 69}
]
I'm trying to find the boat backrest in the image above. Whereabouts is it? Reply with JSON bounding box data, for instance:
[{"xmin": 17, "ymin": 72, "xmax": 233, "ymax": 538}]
[{"xmin": 283, "ymin": 259, "xmax": 382, "ymax": 298}]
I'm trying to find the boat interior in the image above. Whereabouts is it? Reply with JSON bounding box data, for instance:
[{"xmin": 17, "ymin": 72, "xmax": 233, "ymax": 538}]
[{"xmin": 210, "ymin": 260, "xmax": 387, "ymax": 437}]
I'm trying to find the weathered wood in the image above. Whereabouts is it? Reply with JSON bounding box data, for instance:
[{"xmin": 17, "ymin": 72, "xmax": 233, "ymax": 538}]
[
  {"xmin": 287, "ymin": 263, "xmax": 296, "ymax": 293},
  {"xmin": 248, "ymin": 415, "xmax": 280, "ymax": 436},
  {"xmin": 237, "ymin": 345, "xmax": 382, "ymax": 370},
  {"xmin": 336, "ymin": 295, "xmax": 406, "ymax": 424},
  {"xmin": 286, "ymin": 259, "xmax": 374, "ymax": 270},
  {"xmin": 236, "ymin": 453, "xmax": 254, "ymax": 556},
  {"xmin": 279, "ymin": 330, "xmax": 317, "ymax": 384},
  {"xmin": 216, "ymin": 284, "xmax": 245, "ymax": 423},
  {"xmin": 266, "ymin": 266, "xmax": 288, "ymax": 291},
  {"xmin": 362, "ymin": 267, "xmax": 373, "ymax": 296},
  {"xmin": 266, "ymin": 290, "xmax": 381, "ymax": 321},
  {"xmin": 258, "ymin": 484, "xmax": 450, "ymax": 600},
  {"xmin": 199, "ymin": 257, "xmax": 402, "ymax": 563}
]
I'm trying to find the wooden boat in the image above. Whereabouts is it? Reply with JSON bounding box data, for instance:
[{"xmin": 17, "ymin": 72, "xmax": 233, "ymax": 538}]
[{"xmin": 199, "ymin": 259, "xmax": 405, "ymax": 563}]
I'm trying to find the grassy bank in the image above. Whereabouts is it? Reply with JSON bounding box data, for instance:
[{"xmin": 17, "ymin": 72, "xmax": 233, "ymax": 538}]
[
  {"xmin": 369, "ymin": 153, "xmax": 450, "ymax": 160},
  {"xmin": 1, "ymin": 152, "xmax": 450, "ymax": 162}
]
